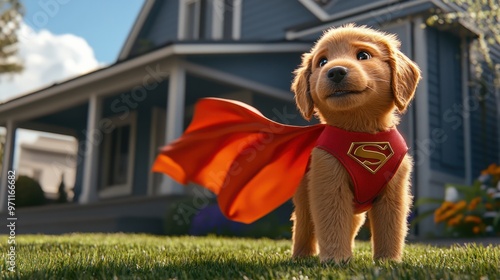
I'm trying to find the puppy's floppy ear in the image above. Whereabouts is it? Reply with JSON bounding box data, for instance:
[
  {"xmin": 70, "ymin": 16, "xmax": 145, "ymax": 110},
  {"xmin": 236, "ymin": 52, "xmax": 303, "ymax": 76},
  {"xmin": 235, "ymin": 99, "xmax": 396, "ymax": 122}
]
[
  {"xmin": 388, "ymin": 47, "xmax": 421, "ymax": 113},
  {"xmin": 291, "ymin": 52, "xmax": 314, "ymax": 120}
]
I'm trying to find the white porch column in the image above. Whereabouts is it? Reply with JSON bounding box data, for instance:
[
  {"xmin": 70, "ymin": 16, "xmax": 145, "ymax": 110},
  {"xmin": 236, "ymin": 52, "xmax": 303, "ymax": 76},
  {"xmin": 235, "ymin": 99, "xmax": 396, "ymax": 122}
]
[
  {"xmin": 79, "ymin": 95, "xmax": 102, "ymax": 203},
  {"xmin": 0, "ymin": 120, "xmax": 17, "ymax": 211},
  {"xmin": 159, "ymin": 62, "xmax": 186, "ymax": 194},
  {"xmin": 413, "ymin": 17, "xmax": 432, "ymax": 234}
]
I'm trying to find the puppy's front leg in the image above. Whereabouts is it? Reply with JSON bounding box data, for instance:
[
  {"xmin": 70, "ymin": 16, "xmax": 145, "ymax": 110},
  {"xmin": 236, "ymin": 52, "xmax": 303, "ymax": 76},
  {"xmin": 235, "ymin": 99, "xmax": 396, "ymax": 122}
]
[
  {"xmin": 308, "ymin": 149, "xmax": 354, "ymax": 264},
  {"xmin": 292, "ymin": 174, "xmax": 317, "ymax": 258},
  {"xmin": 369, "ymin": 155, "xmax": 413, "ymax": 261}
]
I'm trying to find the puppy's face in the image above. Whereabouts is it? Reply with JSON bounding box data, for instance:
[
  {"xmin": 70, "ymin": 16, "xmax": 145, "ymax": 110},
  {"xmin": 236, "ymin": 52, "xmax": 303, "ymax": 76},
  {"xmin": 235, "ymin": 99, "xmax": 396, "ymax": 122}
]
[
  {"xmin": 310, "ymin": 34, "xmax": 392, "ymax": 113},
  {"xmin": 292, "ymin": 25, "xmax": 421, "ymax": 122}
]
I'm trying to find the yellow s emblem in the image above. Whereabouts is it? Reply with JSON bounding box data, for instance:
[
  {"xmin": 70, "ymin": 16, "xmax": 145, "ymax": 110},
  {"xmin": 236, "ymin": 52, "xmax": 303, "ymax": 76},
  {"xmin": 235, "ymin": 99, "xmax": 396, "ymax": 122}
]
[{"xmin": 347, "ymin": 142, "xmax": 394, "ymax": 174}]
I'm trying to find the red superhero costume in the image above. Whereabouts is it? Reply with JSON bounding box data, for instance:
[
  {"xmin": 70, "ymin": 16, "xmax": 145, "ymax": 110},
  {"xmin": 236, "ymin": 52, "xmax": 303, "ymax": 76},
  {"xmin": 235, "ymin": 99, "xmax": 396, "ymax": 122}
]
[
  {"xmin": 153, "ymin": 98, "xmax": 408, "ymax": 223},
  {"xmin": 316, "ymin": 125, "xmax": 408, "ymax": 213}
]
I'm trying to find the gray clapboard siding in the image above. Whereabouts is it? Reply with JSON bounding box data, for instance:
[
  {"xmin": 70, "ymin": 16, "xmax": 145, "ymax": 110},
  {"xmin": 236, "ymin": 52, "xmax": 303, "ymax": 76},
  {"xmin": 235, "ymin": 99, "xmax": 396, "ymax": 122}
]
[
  {"xmin": 427, "ymin": 27, "xmax": 466, "ymax": 177},
  {"xmin": 186, "ymin": 52, "xmax": 305, "ymax": 91},
  {"xmin": 469, "ymin": 45, "xmax": 500, "ymax": 177},
  {"xmin": 130, "ymin": 0, "xmax": 179, "ymax": 57},
  {"xmin": 321, "ymin": 0, "xmax": 398, "ymax": 17},
  {"xmin": 241, "ymin": 0, "xmax": 317, "ymax": 40}
]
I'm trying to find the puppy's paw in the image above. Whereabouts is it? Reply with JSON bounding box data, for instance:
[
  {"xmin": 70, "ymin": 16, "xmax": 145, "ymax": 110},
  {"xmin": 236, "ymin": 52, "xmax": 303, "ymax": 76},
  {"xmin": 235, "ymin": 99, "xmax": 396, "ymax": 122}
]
[
  {"xmin": 373, "ymin": 255, "xmax": 403, "ymax": 263},
  {"xmin": 319, "ymin": 253, "xmax": 352, "ymax": 265},
  {"xmin": 292, "ymin": 247, "xmax": 318, "ymax": 259}
]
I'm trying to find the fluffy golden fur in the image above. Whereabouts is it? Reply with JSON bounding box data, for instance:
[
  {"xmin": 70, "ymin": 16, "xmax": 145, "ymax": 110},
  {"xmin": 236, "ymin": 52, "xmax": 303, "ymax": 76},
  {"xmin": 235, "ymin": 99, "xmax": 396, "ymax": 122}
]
[{"xmin": 290, "ymin": 24, "xmax": 421, "ymax": 263}]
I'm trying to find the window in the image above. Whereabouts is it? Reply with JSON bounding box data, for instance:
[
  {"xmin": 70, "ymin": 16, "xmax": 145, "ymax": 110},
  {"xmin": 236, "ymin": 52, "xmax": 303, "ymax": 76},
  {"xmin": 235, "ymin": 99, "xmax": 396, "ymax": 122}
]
[
  {"xmin": 179, "ymin": 0, "xmax": 242, "ymax": 40},
  {"xmin": 179, "ymin": 0, "xmax": 205, "ymax": 40},
  {"xmin": 186, "ymin": 0, "xmax": 202, "ymax": 39},
  {"xmin": 212, "ymin": 0, "xmax": 242, "ymax": 40},
  {"xmin": 99, "ymin": 112, "xmax": 136, "ymax": 198}
]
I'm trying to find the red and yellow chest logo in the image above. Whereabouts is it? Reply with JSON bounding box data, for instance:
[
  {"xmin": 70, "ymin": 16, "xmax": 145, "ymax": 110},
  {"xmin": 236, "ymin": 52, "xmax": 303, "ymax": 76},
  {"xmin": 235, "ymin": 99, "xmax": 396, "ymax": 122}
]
[{"xmin": 347, "ymin": 142, "xmax": 394, "ymax": 174}]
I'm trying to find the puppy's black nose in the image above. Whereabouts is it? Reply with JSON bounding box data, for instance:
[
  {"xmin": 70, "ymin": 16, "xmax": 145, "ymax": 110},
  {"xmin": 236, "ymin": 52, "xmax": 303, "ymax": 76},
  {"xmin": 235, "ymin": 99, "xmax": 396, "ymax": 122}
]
[{"xmin": 327, "ymin": 66, "xmax": 348, "ymax": 83}]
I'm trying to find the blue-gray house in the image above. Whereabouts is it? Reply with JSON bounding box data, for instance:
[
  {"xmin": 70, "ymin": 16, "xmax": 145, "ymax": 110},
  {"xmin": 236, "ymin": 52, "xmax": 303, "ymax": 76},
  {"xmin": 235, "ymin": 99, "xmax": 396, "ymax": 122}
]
[{"xmin": 0, "ymin": 0, "xmax": 498, "ymax": 236}]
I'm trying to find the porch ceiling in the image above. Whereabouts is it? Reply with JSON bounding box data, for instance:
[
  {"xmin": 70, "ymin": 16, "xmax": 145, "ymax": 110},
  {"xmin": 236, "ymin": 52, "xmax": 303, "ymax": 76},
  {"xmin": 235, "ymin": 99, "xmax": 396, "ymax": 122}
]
[
  {"xmin": 30, "ymin": 103, "xmax": 89, "ymax": 131},
  {"xmin": 184, "ymin": 74, "xmax": 241, "ymax": 106}
]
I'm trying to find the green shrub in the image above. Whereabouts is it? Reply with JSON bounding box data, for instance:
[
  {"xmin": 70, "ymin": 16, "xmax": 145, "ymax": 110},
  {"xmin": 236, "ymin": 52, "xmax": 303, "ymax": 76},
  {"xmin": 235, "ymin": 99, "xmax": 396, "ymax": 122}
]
[
  {"xmin": 16, "ymin": 175, "xmax": 46, "ymax": 207},
  {"xmin": 163, "ymin": 198, "xmax": 198, "ymax": 235},
  {"xmin": 163, "ymin": 196, "xmax": 293, "ymax": 238}
]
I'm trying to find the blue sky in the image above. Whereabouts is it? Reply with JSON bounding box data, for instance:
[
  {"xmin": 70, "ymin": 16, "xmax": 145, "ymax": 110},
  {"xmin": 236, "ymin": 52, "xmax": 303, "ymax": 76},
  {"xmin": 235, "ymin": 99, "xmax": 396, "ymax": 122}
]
[
  {"xmin": 22, "ymin": 0, "xmax": 145, "ymax": 64},
  {"xmin": 0, "ymin": 1, "xmax": 145, "ymax": 100}
]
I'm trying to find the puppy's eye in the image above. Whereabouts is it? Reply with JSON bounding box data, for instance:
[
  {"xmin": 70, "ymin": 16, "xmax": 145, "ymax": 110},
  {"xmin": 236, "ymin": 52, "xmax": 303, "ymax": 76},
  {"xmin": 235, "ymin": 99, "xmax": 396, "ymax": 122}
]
[
  {"xmin": 356, "ymin": 51, "xmax": 371, "ymax": 60},
  {"xmin": 318, "ymin": 58, "xmax": 328, "ymax": 67}
]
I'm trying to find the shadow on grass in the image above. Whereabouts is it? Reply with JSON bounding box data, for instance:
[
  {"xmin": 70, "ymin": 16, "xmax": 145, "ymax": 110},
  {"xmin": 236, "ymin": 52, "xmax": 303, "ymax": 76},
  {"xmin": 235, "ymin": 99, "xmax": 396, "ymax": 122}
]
[
  {"xmin": 9, "ymin": 258, "xmax": 321, "ymax": 279},
  {"xmin": 9, "ymin": 254, "xmax": 494, "ymax": 280}
]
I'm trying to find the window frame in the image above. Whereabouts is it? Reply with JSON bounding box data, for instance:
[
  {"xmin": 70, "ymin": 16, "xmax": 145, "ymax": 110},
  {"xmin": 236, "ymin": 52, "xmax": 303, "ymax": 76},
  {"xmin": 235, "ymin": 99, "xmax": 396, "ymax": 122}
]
[
  {"xmin": 179, "ymin": 0, "xmax": 242, "ymax": 41},
  {"xmin": 178, "ymin": 0, "xmax": 202, "ymax": 40},
  {"xmin": 211, "ymin": 0, "xmax": 242, "ymax": 40},
  {"xmin": 98, "ymin": 111, "xmax": 137, "ymax": 199}
]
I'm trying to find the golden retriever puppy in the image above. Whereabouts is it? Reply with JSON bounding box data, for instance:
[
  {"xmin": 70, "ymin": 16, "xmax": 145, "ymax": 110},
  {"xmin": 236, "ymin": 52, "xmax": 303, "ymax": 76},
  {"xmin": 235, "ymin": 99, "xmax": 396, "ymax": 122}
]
[{"xmin": 290, "ymin": 24, "xmax": 421, "ymax": 263}]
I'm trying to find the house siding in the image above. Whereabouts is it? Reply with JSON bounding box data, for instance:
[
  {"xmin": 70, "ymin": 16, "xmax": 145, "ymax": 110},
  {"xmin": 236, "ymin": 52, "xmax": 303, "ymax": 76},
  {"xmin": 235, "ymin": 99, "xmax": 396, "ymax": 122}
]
[
  {"xmin": 253, "ymin": 94, "xmax": 310, "ymax": 126},
  {"xmin": 469, "ymin": 46, "xmax": 500, "ymax": 177},
  {"xmin": 186, "ymin": 53, "xmax": 305, "ymax": 92},
  {"xmin": 130, "ymin": 0, "xmax": 179, "ymax": 57},
  {"xmin": 427, "ymin": 28, "xmax": 466, "ymax": 177},
  {"xmin": 241, "ymin": 0, "xmax": 317, "ymax": 40},
  {"xmin": 322, "ymin": 0, "xmax": 398, "ymax": 16}
]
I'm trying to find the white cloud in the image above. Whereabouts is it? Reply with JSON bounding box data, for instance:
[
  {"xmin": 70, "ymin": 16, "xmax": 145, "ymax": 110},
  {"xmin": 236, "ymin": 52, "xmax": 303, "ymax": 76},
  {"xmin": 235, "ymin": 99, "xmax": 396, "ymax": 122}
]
[{"xmin": 0, "ymin": 23, "xmax": 101, "ymax": 101}]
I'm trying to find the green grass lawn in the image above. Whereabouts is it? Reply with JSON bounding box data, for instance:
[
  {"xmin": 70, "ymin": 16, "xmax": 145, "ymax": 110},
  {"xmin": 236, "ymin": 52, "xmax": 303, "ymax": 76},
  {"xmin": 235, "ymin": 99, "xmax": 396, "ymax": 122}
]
[{"xmin": 0, "ymin": 234, "xmax": 499, "ymax": 279}]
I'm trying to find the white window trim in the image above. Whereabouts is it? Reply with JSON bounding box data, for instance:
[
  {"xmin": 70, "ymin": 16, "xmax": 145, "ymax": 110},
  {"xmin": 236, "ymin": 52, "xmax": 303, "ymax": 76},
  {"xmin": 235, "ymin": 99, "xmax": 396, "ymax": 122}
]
[
  {"xmin": 99, "ymin": 111, "xmax": 137, "ymax": 199},
  {"xmin": 232, "ymin": 0, "xmax": 242, "ymax": 40},
  {"xmin": 298, "ymin": 0, "xmax": 329, "ymax": 21},
  {"xmin": 211, "ymin": 0, "xmax": 242, "ymax": 40},
  {"xmin": 178, "ymin": 0, "xmax": 202, "ymax": 40},
  {"xmin": 147, "ymin": 107, "xmax": 166, "ymax": 195},
  {"xmin": 212, "ymin": 0, "xmax": 224, "ymax": 40}
]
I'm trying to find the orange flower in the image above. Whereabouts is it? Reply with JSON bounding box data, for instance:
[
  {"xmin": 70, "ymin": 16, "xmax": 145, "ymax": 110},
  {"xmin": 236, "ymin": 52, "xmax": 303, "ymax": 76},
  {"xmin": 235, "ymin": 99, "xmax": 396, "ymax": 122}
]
[
  {"xmin": 468, "ymin": 197, "xmax": 482, "ymax": 211},
  {"xmin": 473, "ymin": 226, "xmax": 481, "ymax": 234},
  {"xmin": 485, "ymin": 203, "xmax": 494, "ymax": 210},
  {"xmin": 455, "ymin": 200, "xmax": 467, "ymax": 210},
  {"xmin": 447, "ymin": 214, "xmax": 463, "ymax": 226},
  {"xmin": 434, "ymin": 201, "xmax": 455, "ymax": 223},
  {"xmin": 482, "ymin": 163, "xmax": 499, "ymax": 175},
  {"xmin": 464, "ymin": 215, "xmax": 482, "ymax": 224},
  {"xmin": 434, "ymin": 201, "xmax": 467, "ymax": 223},
  {"xmin": 434, "ymin": 211, "xmax": 444, "ymax": 223},
  {"xmin": 492, "ymin": 165, "xmax": 500, "ymax": 176}
]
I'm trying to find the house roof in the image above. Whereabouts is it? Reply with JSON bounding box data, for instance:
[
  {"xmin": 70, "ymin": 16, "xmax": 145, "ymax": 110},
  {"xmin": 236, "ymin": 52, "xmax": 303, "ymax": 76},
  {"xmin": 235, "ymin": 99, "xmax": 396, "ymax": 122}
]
[
  {"xmin": 0, "ymin": 40, "xmax": 311, "ymax": 120},
  {"xmin": 118, "ymin": 0, "xmax": 157, "ymax": 61},
  {"xmin": 298, "ymin": 0, "xmax": 401, "ymax": 22},
  {"xmin": 287, "ymin": 0, "xmax": 435, "ymax": 39},
  {"xmin": 287, "ymin": 0, "xmax": 482, "ymax": 40}
]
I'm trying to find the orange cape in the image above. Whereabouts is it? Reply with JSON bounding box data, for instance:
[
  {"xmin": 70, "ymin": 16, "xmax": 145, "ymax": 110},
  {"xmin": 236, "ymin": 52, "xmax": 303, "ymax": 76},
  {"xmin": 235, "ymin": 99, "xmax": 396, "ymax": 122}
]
[{"xmin": 152, "ymin": 98, "xmax": 324, "ymax": 223}]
